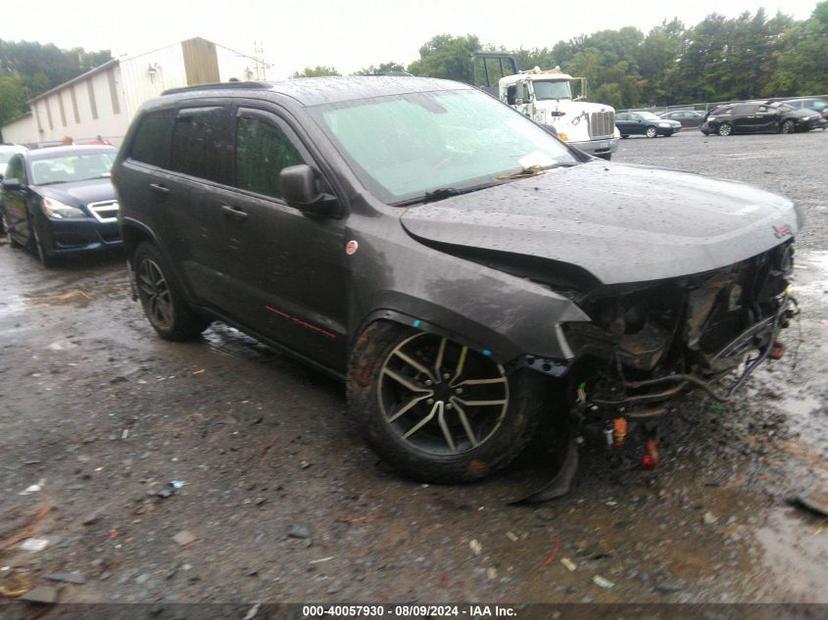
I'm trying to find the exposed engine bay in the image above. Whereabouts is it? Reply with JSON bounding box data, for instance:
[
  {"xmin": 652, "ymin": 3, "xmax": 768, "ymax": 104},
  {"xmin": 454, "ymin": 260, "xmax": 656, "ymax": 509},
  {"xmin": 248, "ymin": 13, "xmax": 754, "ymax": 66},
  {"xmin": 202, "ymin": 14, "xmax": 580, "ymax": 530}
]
[
  {"xmin": 563, "ymin": 240, "xmax": 797, "ymax": 421},
  {"xmin": 516, "ymin": 242, "xmax": 797, "ymax": 503},
  {"xmin": 566, "ymin": 241, "xmax": 796, "ymax": 405}
]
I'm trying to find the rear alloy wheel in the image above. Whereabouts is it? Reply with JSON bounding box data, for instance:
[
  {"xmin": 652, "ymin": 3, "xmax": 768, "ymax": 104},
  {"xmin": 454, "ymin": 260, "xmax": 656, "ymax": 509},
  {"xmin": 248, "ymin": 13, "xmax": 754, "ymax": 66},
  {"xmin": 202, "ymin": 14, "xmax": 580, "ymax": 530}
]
[
  {"xmin": 133, "ymin": 241, "xmax": 210, "ymax": 341},
  {"xmin": 718, "ymin": 123, "xmax": 732, "ymax": 136},
  {"xmin": 347, "ymin": 323, "xmax": 546, "ymax": 483},
  {"xmin": 645, "ymin": 126, "xmax": 658, "ymax": 138},
  {"xmin": 781, "ymin": 120, "xmax": 796, "ymax": 134}
]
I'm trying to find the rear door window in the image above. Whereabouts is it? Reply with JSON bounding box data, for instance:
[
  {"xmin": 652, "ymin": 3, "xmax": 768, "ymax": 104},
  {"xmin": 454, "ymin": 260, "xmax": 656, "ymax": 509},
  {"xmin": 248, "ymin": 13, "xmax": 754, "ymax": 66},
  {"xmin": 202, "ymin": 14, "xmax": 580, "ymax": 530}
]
[
  {"xmin": 170, "ymin": 106, "xmax": 232, "ymax": 184},
  {"xmin": 130, "ymin": 110, "xmax": 174, "ymax": 168},
  {"xmin": 234, "ymin": 112, "xmax": 306, "ymax": 200}
]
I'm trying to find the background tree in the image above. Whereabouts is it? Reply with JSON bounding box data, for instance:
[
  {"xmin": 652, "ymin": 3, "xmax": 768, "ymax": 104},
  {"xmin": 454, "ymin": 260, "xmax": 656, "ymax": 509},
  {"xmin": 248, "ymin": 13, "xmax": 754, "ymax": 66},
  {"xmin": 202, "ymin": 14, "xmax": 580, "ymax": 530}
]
[
  {"xmin": 0, "ymin": 73, "xmax": 28, "ymax": 127},
  {"xmin": 406, "ymin": 34, "xmax": 481, "ymax": 83},
  {"xmin": 354, "ymin": 61, "xmax": 406, "ymax": 75},
  {"xmin": 763, "ymin": 1, "xmax": 828, "ymax": 95},
  {"xmin": 0, "ymin": 39, "xmax": 112, "ymax": 129},
  {"xmin": 291, "ymin": 65, "xmax": 341, "ymax": 78}
]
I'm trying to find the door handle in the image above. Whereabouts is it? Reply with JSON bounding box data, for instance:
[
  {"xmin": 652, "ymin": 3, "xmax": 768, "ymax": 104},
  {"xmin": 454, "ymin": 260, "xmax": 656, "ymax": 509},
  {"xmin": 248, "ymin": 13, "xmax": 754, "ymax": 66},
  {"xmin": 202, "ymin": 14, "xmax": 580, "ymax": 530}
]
[
  {"xmin": 221, "ymin": 205, "xmax": 248, "ymax": 220},
  {"xmin": 149, "ymin": 183, "xmax": 169, "ymax": 194}
]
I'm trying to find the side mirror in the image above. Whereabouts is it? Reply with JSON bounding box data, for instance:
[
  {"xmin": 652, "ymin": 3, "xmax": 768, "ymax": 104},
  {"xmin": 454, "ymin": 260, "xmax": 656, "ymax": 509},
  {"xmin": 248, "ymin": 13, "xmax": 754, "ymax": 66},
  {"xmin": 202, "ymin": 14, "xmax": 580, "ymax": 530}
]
[
  {"xmin": 1, "ymin": 178, "xmax": 21, "ymax": 191},
  {"xmin": 279, "ymin": 165, "xmax": 339, "ymax": 217}
]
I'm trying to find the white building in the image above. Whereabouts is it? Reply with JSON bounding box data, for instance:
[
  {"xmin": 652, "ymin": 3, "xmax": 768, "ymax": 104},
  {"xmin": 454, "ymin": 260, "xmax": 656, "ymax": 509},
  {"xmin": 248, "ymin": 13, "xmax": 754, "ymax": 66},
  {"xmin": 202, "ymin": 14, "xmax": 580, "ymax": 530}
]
[
  {"xmin": 1, "ymin": 37, "xmax": 268, "ymax": 146},
  {"xmin": 1, "ymin": 112, "xmax": 35, "ymax": 145}
]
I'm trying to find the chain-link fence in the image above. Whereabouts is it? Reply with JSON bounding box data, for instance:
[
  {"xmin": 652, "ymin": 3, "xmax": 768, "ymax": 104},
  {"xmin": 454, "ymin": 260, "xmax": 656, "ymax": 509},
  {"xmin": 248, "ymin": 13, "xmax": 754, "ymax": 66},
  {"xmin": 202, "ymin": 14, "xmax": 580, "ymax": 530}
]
[{"xmin": 619, "ymin": 95, "xmax": 828, "ymax": 115}]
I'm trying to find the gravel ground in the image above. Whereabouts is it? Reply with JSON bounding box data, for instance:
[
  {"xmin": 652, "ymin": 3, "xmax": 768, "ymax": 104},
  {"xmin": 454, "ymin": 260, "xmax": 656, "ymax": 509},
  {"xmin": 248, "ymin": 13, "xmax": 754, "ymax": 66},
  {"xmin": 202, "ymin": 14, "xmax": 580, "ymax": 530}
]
[{"xmin": 1, "ymin": 130, "xmax": 826, "ymax": 613}]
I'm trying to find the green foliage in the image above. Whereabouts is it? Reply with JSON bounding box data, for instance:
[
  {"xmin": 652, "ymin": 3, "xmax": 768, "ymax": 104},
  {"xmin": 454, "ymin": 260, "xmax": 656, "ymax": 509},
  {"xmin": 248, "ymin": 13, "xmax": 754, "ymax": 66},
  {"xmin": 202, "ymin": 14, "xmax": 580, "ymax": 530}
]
[
  {"xmin": 0, "ymin": 39, "xmax": 112, "ymax": 129},
  {"xmin": 291, "ymin": 66, "xmax": 341, "ymax": 78},
  {"xmin": 0, "ymin": 73, "xmax": 28, "ymax": 128},
  {"xmin": 763, "ymin": 2, "xmax": 828, "ymax": 96},
  {"xmin": 407, "ymin": 34, "xmax": 481, "ymax": 83},
  {"xmin": 354, "ymin": 61, "xmax": 406, "ymax": 75},
  {"xmin": 397, "ymin": 2, "xmax": 828, "ymax": 108}
]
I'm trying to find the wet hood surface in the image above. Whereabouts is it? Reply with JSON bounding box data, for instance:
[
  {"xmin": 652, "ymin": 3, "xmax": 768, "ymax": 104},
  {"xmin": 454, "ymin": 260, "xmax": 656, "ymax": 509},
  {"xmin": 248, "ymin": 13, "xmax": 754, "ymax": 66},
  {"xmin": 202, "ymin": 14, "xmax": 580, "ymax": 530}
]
[
  {"xmin": 400, "ymin": 161, "xmax": 801, "ymax": 285},
  {"xmin": 33, "ymin": 178, "xmax": 116, "ymax": 207}
]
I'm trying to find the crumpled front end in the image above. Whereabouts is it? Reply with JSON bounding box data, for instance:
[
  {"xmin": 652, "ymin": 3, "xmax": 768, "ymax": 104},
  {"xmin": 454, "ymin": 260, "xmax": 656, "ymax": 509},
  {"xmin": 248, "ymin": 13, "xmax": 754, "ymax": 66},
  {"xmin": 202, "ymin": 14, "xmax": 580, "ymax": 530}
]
[{"xmin": 562, "ymin": 241, "xmax": 797, "ymax": 416}]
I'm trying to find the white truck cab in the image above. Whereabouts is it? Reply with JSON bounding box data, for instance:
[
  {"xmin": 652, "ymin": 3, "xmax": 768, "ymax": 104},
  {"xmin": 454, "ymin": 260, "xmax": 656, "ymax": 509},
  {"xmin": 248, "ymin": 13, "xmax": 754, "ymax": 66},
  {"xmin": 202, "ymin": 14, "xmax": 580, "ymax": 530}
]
[{"xmin": 499, "ymin": 67, "xmax": 619, "ymax": 160}]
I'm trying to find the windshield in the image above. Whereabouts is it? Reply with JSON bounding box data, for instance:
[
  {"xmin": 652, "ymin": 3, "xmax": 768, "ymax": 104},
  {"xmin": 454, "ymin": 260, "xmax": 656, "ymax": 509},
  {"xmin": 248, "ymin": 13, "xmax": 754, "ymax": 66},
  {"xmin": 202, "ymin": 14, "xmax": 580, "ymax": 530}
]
[
  {"xmin": 637, "ymin": 112, "xmax": 661, "ymax": 121},
  {"xmin": 30, "ymin": 151, "xmax": 115, "ymax": 185},
  {"xmin": 531, "ymin": 80, "xmax": 572, "ymax": 100},
  {"xmin": 310, "ymin": 89, "xmax": 578, "ymax": 204}
]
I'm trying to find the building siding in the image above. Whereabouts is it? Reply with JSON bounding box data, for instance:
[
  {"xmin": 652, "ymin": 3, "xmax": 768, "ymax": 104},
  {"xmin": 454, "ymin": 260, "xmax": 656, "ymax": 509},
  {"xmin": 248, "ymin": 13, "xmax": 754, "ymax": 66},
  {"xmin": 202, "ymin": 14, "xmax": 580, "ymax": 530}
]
[
  {"xmin": 0, "ymin": 114, "xmax": 36, "ymax": 145},
  {"xmin": 2, "ymin": 38, "xmax": 269, "ymax": 146}
]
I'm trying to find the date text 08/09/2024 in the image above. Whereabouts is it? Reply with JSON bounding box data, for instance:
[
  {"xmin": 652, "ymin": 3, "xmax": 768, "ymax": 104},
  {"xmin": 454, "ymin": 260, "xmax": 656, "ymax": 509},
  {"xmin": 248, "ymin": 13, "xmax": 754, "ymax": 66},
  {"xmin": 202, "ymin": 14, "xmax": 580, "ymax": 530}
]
[{"xmin": 302, "ymin": 605, "xmax": 518, "ymax": 617}]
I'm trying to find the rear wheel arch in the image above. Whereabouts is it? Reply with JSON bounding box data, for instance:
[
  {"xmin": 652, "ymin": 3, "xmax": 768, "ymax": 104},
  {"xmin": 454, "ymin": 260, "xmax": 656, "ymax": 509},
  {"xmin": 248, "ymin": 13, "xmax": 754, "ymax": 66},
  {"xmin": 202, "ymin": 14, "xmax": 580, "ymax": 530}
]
[{"xmin": 121, "ymin": 220, "xmax": 158, "ymax": 261}]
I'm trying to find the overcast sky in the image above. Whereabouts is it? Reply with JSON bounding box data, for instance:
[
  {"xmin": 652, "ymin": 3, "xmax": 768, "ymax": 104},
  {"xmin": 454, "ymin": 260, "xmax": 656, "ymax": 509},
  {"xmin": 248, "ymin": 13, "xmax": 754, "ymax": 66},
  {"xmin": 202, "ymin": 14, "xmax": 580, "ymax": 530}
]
[{"xmin": 0, "ymin": 0, "xmax": 819, "ymax": 79}]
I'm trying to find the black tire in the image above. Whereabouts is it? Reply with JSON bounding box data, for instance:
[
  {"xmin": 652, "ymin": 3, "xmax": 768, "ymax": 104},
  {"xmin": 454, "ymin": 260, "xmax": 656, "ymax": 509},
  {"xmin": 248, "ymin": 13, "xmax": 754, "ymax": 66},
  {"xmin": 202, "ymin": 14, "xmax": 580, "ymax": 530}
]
[
  {"xmin": 596, "ymin": 153, "xmax": 612, "ymax": 161},
  {"xmin": 645, "ymin": 126, "xmax": 658, "ymax": 138},
  {"xmin": 620, "ymin": 134, "xmax": 629, "ymax": 139},
  {"xmin": 718, "ymin": 123, "xmax": 732, "ymax": 137},
  {"xmin": 31, "ymin": 225, "xmax": 56, "ymax": 268},
  {"xmin": 781, "ymin": 120, "xmax": 795, "ymax": 134},
  {"xmin": 347, "ymin": 321, "xmax": 546, "ymax": 483},
  {"xmin": 133, "ymin": 241, "xmax": 210, "ymax": 341}
]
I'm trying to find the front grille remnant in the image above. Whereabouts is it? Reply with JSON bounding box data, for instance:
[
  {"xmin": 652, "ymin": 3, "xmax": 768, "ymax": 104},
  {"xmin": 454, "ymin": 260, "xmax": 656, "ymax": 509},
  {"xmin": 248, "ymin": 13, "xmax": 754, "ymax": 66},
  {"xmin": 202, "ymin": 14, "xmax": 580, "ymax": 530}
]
[{"xmin": 87, "ymin": 200, "xmax": 119, "ymax": 224}]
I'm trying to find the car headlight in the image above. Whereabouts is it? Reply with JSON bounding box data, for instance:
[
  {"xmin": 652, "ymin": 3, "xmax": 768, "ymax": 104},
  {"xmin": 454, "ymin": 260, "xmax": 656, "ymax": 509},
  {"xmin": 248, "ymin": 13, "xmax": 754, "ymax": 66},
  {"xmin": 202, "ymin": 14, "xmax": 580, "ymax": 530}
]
[
  {"xmin": 42, "ymin": 196, "xmax": 86, "ymax": 219},
  {"xmin": 658, "ymin": 122, "xmax": 670, "ymax": 127}
]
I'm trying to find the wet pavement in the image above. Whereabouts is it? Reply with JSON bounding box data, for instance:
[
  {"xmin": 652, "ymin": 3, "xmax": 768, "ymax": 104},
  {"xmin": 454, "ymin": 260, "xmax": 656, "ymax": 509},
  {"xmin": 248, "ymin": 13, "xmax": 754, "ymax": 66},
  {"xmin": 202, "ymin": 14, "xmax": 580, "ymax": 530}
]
[{"xmin": 0, "ymin": 131, "xmax": 826, "ymax": 609}]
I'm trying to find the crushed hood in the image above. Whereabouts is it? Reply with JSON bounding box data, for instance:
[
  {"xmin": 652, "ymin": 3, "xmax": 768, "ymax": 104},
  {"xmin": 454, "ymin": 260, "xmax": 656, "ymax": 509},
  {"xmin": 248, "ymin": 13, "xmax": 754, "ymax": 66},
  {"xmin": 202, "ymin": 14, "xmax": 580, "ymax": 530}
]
[{"xmin": 400, "ymin": 162, "xmax": 801, "ymax": 286}]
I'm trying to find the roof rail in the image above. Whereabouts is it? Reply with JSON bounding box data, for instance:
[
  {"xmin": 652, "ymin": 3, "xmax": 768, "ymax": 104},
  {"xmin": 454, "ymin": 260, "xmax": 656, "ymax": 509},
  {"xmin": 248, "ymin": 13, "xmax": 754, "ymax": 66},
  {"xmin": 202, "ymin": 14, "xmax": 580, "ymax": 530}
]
[{"xmin": 161, "ymin": 81, "xmax": 271, "ymax": 96}]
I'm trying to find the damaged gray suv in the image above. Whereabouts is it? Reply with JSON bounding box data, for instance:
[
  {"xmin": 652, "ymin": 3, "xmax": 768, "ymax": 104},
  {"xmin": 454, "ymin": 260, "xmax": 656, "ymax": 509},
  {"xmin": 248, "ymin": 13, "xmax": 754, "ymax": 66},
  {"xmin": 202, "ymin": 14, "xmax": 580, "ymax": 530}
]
[{"xmin": 113, "ymin": 77, "xmax": 800, "ymax": 486}]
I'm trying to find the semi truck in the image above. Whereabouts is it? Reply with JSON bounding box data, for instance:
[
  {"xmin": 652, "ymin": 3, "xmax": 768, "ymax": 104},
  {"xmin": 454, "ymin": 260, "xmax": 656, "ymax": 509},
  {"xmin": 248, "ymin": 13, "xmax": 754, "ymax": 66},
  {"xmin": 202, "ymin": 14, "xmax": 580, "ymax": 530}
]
[{"xmin": 472, "ymin": 53, "xmax": 619, "ymax": 160}]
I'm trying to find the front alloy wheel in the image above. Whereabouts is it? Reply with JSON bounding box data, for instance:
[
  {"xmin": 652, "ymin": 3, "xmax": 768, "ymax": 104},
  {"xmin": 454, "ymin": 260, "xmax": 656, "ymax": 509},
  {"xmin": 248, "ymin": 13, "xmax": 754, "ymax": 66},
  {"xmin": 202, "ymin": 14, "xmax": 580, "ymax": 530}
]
[
  {"xmin": 347, "ymin": 323, "xmax": 545, "ymax": 483},
  {"xmin": 645, "ymin": 126, "xmax": 658, "ymax": 138},
  {"xmin": 379, "ymin": 333, "xmax": 509, "ymax": 456},
  {"xmin": 718, "ymin": 123, "xmax": 732, "ymax": 136},
  {"xmin": 781, "ymin": 120, "xmax": 796, "ymax": 134}
]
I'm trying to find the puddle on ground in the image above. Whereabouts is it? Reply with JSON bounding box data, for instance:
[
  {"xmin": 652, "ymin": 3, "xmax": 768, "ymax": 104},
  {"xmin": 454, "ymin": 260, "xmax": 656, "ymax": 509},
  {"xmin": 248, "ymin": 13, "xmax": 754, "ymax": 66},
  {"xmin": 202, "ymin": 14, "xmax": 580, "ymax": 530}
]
[
  {"xmin": 791, "ymin": 250, "xmax": 828, "ymax": 299},
  {"xmin": 20, "ymin": 275, "xmax": 130, "ymax": 308},
  {"xmin": 755, "ymin": 506, "xmax": 828, "ymax": 603},
  {"xmin": 202, "ymin": 323, "xmax": 280, "ymax": 363}
]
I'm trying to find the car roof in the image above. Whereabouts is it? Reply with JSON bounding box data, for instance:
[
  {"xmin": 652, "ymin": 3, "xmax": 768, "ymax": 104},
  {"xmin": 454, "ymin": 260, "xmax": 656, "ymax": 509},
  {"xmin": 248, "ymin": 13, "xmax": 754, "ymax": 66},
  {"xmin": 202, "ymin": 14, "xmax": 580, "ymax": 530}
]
[
  {"xmin": 160, "ymin": 76, "xmax": 470, "ymax": 107},
  {"xmin": 25, "ymin": 144, "xmax": 117, "ymax": 161}
]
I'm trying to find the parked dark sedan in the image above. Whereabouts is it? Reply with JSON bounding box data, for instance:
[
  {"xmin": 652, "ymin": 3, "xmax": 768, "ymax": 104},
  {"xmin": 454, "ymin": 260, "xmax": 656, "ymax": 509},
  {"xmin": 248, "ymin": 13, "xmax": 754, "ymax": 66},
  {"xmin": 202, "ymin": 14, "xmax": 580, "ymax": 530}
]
[
  {"xmin": 700, "ymin": 101, "xmax": 827, "ymax": 136},
  {"xmin": 616, "ymin": 111, "xmax": 680, "ymax": 137},
  {"xmin": 658, "ymin": 109, "xmax": 706, "ymax": 127},
  {"xmin": 0, "ymin": 145, "xmax": 121, "ymax": 266},
  {"xmin": 782, "ymin": 97, "xmax": 828, "ymax": 120}
]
